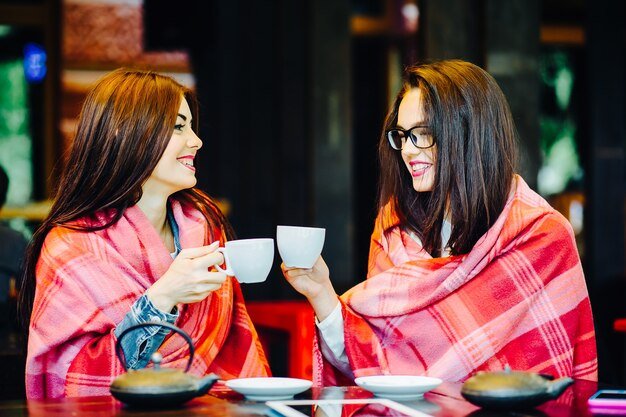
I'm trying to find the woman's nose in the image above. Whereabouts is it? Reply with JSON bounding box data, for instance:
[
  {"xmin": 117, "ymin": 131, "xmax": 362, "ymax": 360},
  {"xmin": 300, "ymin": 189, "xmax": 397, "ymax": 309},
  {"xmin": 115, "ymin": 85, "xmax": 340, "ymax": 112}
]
[
  {"xmin": 401, "ymin": 138, "xmax": 421, "ymax": 156},
  {"xmin": 188, "ymin": 130, "xmax": 203, "ymax": 149}
]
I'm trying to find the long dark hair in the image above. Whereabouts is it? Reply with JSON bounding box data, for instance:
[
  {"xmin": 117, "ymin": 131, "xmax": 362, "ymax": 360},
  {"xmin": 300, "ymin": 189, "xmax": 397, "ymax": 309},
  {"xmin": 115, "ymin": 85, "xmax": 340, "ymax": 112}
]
[
  {"xmin": 19, "ymin": 68, "xmax": 234, "ymax": 327},
  {"xmin": 378, "ymin": 60, "xmax": 518, "ymax": 256}
]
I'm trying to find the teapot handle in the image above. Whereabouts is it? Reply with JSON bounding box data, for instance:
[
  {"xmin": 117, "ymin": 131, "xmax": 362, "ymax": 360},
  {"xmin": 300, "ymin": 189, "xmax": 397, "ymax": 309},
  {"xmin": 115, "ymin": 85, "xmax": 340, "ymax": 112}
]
[{"xmin": 115, "ymin": 321, "xmax": 195, "ymax": 372}]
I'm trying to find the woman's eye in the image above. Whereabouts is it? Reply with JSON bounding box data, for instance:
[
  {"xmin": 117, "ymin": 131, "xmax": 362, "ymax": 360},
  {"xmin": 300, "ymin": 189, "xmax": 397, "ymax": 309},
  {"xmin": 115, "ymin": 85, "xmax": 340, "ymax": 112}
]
[
  {"xmin": 174, "ymin": 124, "xmax": 185, "ymax": 131},
  {"xmin": 412, "ymin": 128, "xmax": 430, "ymax": 137}
]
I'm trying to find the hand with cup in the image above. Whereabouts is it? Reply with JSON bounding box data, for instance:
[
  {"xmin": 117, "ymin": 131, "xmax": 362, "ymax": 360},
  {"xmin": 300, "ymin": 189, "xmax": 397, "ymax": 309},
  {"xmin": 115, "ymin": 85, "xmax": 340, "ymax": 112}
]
[
  {"xmin": 148, "ymin": 239, "xmax": 274, "ymax": 313},
  {"xmin": 278, "ymin": 226, "xmax": 339, "ymax": 321},
  {"xmin": 215, "ymin": 238, "xmax": 274, "ymax": 284},
  {"xmin": 146, "ymin": 241, "xmax": 228, "ymax": 313}
]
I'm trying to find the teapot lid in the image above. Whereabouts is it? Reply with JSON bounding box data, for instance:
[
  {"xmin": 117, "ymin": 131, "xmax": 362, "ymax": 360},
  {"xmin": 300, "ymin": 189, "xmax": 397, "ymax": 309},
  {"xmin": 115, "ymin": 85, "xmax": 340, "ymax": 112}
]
[
  {"xmin": 462, "ymin": 367, "xmax": 550, "ymax": 398},
  {"xmin": 111, "ymin": 352, "xmax": 198, "ymax": 395}
]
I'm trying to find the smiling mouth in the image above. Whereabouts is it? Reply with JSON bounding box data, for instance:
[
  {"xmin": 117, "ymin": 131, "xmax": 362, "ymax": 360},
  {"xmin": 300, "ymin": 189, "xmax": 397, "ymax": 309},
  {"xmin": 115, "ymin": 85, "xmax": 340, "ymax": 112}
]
[
  {"xmin": 410, "ymin": 163, "xmax": 431, "ymax": 177},
  {"xmin": 178, "ymin": 158, "xmax": 195, "ymax": 171}
]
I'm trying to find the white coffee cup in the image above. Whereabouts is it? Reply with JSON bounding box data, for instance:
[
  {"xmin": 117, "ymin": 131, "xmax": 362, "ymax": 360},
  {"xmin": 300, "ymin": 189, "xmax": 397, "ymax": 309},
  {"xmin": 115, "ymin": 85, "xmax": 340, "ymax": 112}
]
[
  {"xmin": 215, "ymin": 238, "xmax": 274, "ymax": 284},
  {"xmin": 276, "ymin": 225, "xmax": 325, "ymax": 268}
]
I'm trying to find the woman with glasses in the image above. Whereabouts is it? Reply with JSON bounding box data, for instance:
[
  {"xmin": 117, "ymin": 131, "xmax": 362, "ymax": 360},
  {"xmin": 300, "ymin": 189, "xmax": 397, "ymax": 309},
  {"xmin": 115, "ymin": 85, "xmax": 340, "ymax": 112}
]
[
  {"xmin": 282, "ymin": 60, "xmax": 597, "ymax": 385},
  {"xmin": 21, "ymin": 69, "xmax": 269, "ymax": 399}
]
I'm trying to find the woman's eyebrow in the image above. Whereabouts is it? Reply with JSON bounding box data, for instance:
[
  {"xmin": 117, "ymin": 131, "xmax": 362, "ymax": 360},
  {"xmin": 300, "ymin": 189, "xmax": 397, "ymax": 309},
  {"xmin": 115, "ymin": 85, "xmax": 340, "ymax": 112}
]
[
  {"xmin": 395, "ymin": 122, "xmax": 428, "ymax": 129},
  {"xmin": 177, "ymin": 113, "xmax": 187, "ymax": 121}
]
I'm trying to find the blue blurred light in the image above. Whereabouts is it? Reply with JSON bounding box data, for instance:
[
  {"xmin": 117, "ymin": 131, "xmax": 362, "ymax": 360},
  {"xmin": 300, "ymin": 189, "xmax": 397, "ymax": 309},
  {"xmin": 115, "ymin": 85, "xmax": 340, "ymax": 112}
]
[{"xmin": 23, "ymin": 42, "xmax": 47, "ymax": 83}]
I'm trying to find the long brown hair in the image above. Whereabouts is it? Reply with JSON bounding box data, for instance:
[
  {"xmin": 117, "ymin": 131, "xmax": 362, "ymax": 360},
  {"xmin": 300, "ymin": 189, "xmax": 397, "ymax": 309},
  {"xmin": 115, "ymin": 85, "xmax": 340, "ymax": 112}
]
[
  {"xmin": 378, "ymin": 60, "xmax": 518, "ymax": 256},
  {"xmin": 19, "ymin": 68, "xmax": 233, "ymax": 327}
]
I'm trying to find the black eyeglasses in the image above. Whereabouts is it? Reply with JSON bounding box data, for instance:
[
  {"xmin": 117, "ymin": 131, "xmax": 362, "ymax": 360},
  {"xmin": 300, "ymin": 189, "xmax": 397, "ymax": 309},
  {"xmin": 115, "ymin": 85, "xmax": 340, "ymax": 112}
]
[{"xmin": 386, "ymin": 126, "xmax": 435, "ymax": 150}]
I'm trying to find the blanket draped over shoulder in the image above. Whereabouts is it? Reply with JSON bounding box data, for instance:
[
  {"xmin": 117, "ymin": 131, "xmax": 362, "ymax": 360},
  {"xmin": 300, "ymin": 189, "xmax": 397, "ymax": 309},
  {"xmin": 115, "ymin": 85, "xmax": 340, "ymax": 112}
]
[
  {"xmin": 315, "ymin": 176, "xmax": 597, "ymax": 385},
  {"xmin": 26, "ymin": 200, "xmax": 269, "ymax": 399}
]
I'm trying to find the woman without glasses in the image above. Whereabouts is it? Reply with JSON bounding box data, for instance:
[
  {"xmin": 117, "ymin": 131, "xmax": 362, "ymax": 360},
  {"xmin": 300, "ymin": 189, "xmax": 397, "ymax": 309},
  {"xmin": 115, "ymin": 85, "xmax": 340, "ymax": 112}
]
[
  {"xmin": 282, "ymin": 60, "xmax": 597, "ymax": 385},
  {"xmin": 20, "ymin": 69, "xmax": 269, "ymax": 399}
]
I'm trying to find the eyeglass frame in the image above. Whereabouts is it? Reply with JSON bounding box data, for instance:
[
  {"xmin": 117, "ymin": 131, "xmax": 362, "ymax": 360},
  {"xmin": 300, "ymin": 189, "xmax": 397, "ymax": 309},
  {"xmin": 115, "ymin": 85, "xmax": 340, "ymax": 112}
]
[{"xmin": 386, "ymin": 125, "xmax": 435, "ymax": 151}]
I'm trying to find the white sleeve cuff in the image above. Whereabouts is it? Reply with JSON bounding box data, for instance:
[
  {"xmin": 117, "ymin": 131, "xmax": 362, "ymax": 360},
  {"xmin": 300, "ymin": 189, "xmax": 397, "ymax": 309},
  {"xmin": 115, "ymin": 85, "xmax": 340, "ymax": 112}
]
[
  {"xmin": 316, "ymin": 300, "xmax": 343, "ymax": 329},
  {"xmin": 316, "ymin": 302, "xmax": 352, "ymax": 377}
]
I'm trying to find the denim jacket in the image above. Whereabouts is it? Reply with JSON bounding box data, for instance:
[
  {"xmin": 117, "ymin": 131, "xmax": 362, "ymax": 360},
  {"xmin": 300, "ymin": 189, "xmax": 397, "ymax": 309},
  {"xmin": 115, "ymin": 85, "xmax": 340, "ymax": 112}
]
[{"xmin": 114, "ymin": 206, "xmax": 182, "ymax": 370}]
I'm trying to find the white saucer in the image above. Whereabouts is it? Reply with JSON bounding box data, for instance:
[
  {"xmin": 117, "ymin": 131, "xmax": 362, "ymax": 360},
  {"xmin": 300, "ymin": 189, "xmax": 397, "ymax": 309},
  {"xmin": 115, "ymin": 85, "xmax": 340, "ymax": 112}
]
[
  {"xmin": 354, "ymin": 375, "xmax": 442, "ymax": 401},
  {"xmin": 225, "ymin": 377, "xmax": 313, "ymax": 401}
]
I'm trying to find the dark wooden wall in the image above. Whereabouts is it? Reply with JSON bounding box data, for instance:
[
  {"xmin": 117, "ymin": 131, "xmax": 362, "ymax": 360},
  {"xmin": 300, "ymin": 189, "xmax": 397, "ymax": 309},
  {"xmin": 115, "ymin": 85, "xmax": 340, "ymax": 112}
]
[
  {"xmin": 585, "ymin": 0, "xmax": 626, "ymax": 384},
  {"xmin": 187, "ymin": 0, "xmax": 354, "ymax": 300}
]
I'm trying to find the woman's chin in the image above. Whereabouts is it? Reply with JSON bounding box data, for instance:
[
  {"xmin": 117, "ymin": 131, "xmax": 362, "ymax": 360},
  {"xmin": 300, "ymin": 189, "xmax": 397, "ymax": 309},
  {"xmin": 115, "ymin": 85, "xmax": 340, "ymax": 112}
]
[{"xmin": 412, "ymin": 176, "xmax": 434, "ymax": 192}]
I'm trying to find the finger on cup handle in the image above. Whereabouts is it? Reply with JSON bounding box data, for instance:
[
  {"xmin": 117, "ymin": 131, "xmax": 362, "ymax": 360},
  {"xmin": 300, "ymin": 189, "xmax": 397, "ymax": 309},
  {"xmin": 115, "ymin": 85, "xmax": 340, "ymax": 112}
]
[
  {"xmin": 193, "ymin": 244, "xmax": 225, "ymax": 269},
  {"xmin": 203, "ymin": 252, "xmax": 225, "ymax": 269}
]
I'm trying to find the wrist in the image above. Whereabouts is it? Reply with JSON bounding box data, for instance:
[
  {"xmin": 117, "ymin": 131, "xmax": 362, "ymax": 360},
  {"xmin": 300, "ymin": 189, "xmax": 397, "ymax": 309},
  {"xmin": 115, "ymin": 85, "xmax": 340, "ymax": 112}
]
[
  {"xmin": 308, "ymin": 288, "xmax": 339, "ymax": 322},
  {"xmin": 146, "ymin": 287, "xmax": 175, "ymax": 314}
]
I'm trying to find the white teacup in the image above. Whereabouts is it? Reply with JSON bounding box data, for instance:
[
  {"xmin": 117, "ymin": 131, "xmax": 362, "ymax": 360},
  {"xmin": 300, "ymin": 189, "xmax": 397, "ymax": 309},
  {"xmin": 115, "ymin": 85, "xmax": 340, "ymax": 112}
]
[
  {"xmin": 215, "ymin": 238, "xmax": 274, "ymax": 284},
  {"xmin": 277, "ymin": 225, "xmax": 325, "ymax": 268}
]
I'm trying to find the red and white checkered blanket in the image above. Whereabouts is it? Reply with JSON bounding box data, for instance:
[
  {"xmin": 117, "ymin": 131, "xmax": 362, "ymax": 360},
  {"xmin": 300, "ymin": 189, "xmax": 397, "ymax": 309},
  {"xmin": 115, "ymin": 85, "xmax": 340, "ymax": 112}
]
[
  {"xmin": 26, "ymin": 200, "xmax": 269, "ymax": 398},
  {"xmin": 315, "ymin": 176, "xmax": 597, "ymax": 385}
]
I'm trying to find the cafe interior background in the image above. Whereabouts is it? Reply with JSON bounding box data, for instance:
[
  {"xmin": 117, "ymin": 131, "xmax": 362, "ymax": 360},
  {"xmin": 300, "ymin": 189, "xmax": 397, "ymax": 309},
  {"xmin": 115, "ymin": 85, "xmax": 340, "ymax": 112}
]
[{"xmin": 0, "ymin": 0, "xmax": 623, "ymax": 401}]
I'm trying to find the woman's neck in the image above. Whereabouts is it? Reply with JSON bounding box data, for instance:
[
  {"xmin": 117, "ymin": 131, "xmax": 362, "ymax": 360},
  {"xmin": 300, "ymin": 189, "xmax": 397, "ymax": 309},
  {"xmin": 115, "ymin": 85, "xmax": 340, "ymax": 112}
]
[{"xmin": 136, "ymin": 193, "xmax": 173, "ymax": 250}]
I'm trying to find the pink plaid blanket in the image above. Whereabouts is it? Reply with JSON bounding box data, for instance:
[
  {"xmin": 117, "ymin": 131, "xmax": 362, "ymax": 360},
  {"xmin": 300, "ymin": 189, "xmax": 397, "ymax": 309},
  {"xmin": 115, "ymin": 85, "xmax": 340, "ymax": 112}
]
[
  {"xmin": 315, "ymin": 176, "xmax": 597, "ymax": 385},
  {"xmin": 26, "ymin": 200, "xmax": 269, "ymax": 399}
]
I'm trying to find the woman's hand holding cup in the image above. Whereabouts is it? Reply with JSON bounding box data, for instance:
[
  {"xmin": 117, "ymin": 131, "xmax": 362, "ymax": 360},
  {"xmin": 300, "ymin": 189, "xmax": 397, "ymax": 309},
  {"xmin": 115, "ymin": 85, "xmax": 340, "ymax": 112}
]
[
  {"xmin": 146, "ymin": 241, "xmax": 227, "ymax": 313},
  {"xmin": 277, "ymin": 225, "xmax": 338, "ymax": 321},
  {"xmin": 281, "ymin": 257, "xmax": 338, "ymax": 322}
]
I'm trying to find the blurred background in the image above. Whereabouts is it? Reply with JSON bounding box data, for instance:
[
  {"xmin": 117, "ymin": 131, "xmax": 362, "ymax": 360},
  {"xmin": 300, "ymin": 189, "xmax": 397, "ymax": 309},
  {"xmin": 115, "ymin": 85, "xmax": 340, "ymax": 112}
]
[{"xmin": 0, "ymin": 0, "xmax": 624, "ymax": 399}]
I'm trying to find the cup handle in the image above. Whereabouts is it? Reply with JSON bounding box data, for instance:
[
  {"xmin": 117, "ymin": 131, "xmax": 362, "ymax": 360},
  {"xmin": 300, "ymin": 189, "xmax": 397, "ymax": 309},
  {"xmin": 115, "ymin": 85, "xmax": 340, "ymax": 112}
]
[{"xmin": 214, "ymin": 247, "xmax": 235, "ymax": 276}]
